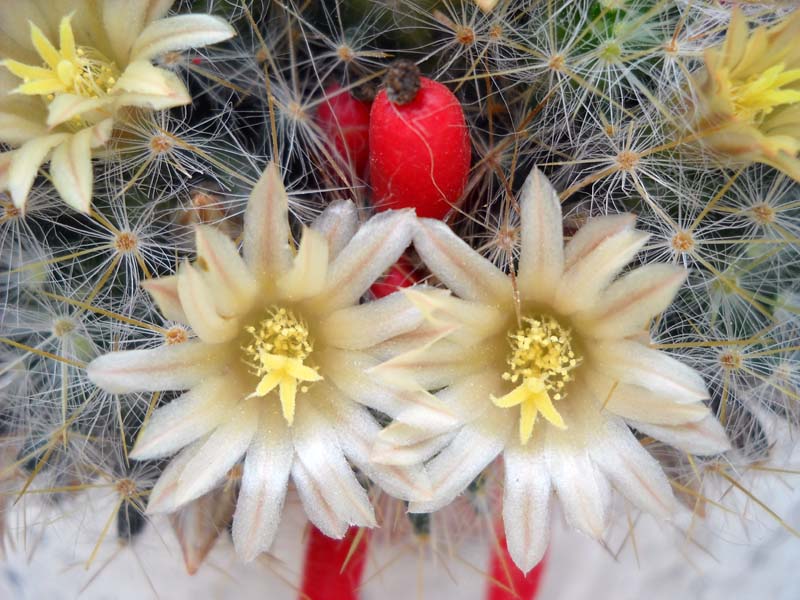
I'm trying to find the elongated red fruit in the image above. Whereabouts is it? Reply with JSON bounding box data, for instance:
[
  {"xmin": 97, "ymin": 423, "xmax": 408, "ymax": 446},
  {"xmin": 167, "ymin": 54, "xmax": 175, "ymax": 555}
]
[
  {"xmin": 486, "ymin": 527, "xmax": 546, "ymax": 600},
  {"xmin": 316, "ymin": 83, "xmax": 372, "ymax": 181},
  {"xmin": 369, "ymin": 60, "xmax": 470, "ymax": 219},
  {"xmin": 298, "ymin": 526, "xmax": 369, "ymax": 600}
]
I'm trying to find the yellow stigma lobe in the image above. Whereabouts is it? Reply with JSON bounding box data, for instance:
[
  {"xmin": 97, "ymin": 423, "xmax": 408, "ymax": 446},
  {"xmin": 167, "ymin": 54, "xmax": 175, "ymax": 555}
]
[
  {"xmin": 242, "ymin": 307, "xmax": 322, "ymax": 425},
  {"xmin": 492, "ymin": 315, "xmax": 580, "ymax": 444}
]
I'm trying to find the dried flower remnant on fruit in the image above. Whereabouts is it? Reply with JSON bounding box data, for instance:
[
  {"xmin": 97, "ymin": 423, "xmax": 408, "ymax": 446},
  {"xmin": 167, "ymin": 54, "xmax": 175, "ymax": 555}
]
[{"xmin": 384, "ymin": 59, "xmax": 421, "ymax": 105}]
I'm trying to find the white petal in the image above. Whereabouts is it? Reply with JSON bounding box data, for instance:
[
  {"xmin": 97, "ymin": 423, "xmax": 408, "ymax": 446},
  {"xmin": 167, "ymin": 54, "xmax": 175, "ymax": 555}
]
[
  {"xmin": 46, "ymin": 94, "xmax": 111, "ymax": 128},
  {"xmin": 87, "ymin": 341, "xmax": 224, "ymax": 394},
  {"xmin": 370, "ymin": 338, "xmax": 496, "ymax": 392},
  {"xmin": 590, "ymin": 340, "xmax": 709, "ymax": 401},
  {"xmin": 291, "ymin": 460, "xmax": 348, "ymax": 539},
  {"xmin": 555, "ymin": 228, "xmax": 649, "ymax": 314},
  {"xmin": 563, "ymin": 214, "xmax": 636, "ymax": 269},
  {"xmin": 0, "ymin": 109, "xmax": 48, "ymax": 145},
  {"xmin": 633, "ymin": 415, "xmax": 731, "ymax": 456},
  {"xmin": 320, "ymin": 209, "xmax": 415, "ymax": 310},
  {"xmin": 584, "ymin": 369, "xmax": 709, "ymax": 425},
  {"xmin": 592, "ymin": 418, "xmax": 677, "ymax": 519},
  {"xmin": 130, "ymin": 377, "xmax": 240, "ymax": 460},
  {"xmin": 8, "ymin": 134, "xmax": 68, "ymax": 210},
  {"xmin": 50, "ymin": 132, "xmax": 92, "ymax": 213},
  {"xmin": 129, "ymin": 14, "xmax": 235, "ymax": 62},
  {"xmin": 147, "ymin": 439, "xmax": 204, "ymax": 514},
  {"xmin": 372, "ymin": 429, "xmax": 456, "ymax": 466},
  {"xmin": 548, "ymin": 438, "xmax": 610, "ymax": 539},
  {"xmin": 320, "ymin": 348, "xmax": 432, "ymax": 416},
  {"xmin": 170, "ymin": 401, "xmax": 258, "ymax": 508},
  {"xmin": 414, "ymin": 217, "xmax": 512, "ymax": 305},
  {"xmin": 141, "ymin": 275, "xmax": 188, "ymax": 323},
  {"xmin": 327, "ymin": 398, "xmax": 431, "ymax": 502},
  {"xmin": 576, "ymin": 264, "xmax": 687, "ymax": 339},
  {"xmin": 311, "ymin": 199, "xmax": 359, "ymax": 259},
  {"xmin": 177, "ymin": 261, "xmax": 240, "ymax": 343},
  {"xmin": 114, "ymin": 61, "xmax": 191, "ymax": 109},
  {"xmin": 503, "ymin": 438, "xmax": 551, "ymax": 573},
  {"xmin": 319, "ymin": 291, "xmax": 425, "ymax": 350},
  {"xmin": 517, "ymin": 168, "xmax": 564, "ymax": 305},
  {"xmin": 243, "ymin": 162, "xmax": 292, "ymax": 279},
  {"xmin": 292, "ymin": 404, "xmax": 376, "ymax": 529},
  {"xmin": 231, "ymin": 403, "xmax": 293, "ymax": 562},
  {"xmin": 101, "ymin": 0, "xmax": 175, "ymax": 63},
  {"xmin": 409, "ymin": 411, "xmax": 510, "ymax": 513},
  {"xmin": 401, "ymin": 286, "xmax": 506, "ymax": 346},
  {"xmin": 195, "ymin": 225, "xmax": 257, "ymax": 317},
  {"xmin": 277, "ymin": 226, "xmax": 329, "ymax": 301}
]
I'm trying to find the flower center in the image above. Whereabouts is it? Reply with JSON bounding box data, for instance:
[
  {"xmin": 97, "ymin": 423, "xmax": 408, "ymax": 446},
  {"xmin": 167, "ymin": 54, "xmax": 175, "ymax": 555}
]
[
  {"xmin": 492, "ymin": 315, "xmax": 580, "ymax": 444},
  {"xmin": 2, "ymin": 15, "xmax": 119, "ymax": 102},
  {"xmin": 728, "ymin": 64, "xmax": 800, "ymax": 127},
  {"xmin": 241, "ymin": 306, "xmax": 322, "ymax": 425}
]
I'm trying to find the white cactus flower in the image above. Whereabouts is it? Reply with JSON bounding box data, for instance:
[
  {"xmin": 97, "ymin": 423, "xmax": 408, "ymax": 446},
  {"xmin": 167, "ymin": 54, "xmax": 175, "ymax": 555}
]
[
  {"xmin": 88, "ymin": 163, "xmax": 431, "ymax": 561},
  {"xmin": 373, "ymin": 168, "xmax": 731, "ymax": 573}
]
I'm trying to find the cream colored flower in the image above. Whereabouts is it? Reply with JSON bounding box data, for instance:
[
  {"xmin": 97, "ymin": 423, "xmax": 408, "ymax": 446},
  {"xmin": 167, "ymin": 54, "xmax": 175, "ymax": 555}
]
[
  {"xmin": 373, "ymin": 168, "xmax": 730, "ymax": 572},
  {"xmin": 87, "ymin": 163, "xmax": 431, "ymax": 561},
  {"xmin": 689, "ymin": 8, "xmax": 800, "ymax": 180},
  {"xmin": 0, "ymin": 0, "xmax": 234, "ymax": 212}
]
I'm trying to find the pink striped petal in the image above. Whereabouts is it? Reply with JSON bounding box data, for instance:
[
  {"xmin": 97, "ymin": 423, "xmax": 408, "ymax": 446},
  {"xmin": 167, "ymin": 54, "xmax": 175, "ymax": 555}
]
[
  {"xmin": 414, "ymin": 217, "xmax": 512, "ymax": 305},
  {"xmin": 231, "ymin": 403, "xmax": 294, "ymax": 561},
  {"xmin": 503, "ymin": 437, "xmax": 551, "ymax": 573},
  {"xmin": 87, "ymin": 341, "xmax": 225, "ymax": 394},
  {"xmin": 517, "ymin": 168, "xmax": 564, "ymax": 305},
  {"xmin": 243, "ymin": 162, "xmax": 293, "ymax": 279}
]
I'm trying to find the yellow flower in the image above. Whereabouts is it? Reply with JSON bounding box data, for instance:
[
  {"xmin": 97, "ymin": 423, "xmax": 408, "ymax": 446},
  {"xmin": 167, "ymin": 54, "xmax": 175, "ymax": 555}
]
[
  {"xmin": 87, "ymin": 163, "xmax": 431, "ymax": 561},
  {"xmin": 689, "ymin": 8, "xmax": 800, "ymax": 180},
  {"xmin": 0, "ymin": 1, "xmax": 235, "ymax": 212},
  {"xmin": 373, "ymin": 168, "xmax": 730, "ymax": 573}
]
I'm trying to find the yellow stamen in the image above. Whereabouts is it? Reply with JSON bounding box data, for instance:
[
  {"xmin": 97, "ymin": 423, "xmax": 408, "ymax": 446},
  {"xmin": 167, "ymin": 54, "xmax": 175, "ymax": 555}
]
[
  {"xmin": 242, "ymin": 307, "xmax": 322, "ymax": 425},
  {"xmin": 491, "ymin": 315, "xmax": 579, "ymax": 444}
]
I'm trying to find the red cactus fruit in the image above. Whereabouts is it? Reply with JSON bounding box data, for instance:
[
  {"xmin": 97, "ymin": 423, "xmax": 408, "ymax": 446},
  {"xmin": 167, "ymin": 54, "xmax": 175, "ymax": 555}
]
[
  {"xmin": 369, "ymin": 60, "xmax": 471, "ymax": 219},
  {"xmin": 315, "ymin": 83, "xmax": 373, "ymax": 182},
  {"xmin": 370, "ymin": 256, "xmax": 418, "ymax": 298}
]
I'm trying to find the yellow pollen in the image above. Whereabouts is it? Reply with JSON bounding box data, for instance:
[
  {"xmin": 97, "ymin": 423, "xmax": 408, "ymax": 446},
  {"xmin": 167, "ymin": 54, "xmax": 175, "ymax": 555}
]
[
  {"xmin": 491, "ymin": 315, "xmax": 580, "ymax": 444},
  {"xmin": 1, "ymin": 15, "xmax": 119, "ymax": 105},
  {"xmin": 241, "ymin": 307, "xmax": 322, "ymax": 425}
]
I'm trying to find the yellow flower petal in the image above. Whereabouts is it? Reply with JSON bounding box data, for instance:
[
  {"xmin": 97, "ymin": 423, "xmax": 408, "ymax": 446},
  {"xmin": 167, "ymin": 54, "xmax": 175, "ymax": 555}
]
[
  {"xmin": 29, "ymin": 21, "xmax": 60, "ymax": 69},
  {"xmin": 59, "ymin": 15, "xmax": 76, "ymax": 61},
  {"xmin": 1, "ymin": 59, "xmax": 54, "ymax": 81},
  {"xmin": 14, "ymin": 79, "xmax": 65, "ymax": 95}
]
